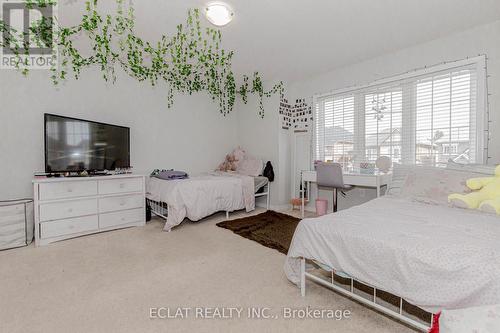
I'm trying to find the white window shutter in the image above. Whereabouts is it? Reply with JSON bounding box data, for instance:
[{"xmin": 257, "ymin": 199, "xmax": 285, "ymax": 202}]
[{"xmin": 313, "ymin": 58, "xmax": 486, "ymax": 169}]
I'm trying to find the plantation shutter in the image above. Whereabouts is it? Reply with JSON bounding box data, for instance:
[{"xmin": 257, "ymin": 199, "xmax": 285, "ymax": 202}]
[
  {"xmin": 414, "ymin": 67, "xmax": 478, "ymax": 166},
  {"xmin": 364, "ymin": 88, "xmax": 404, "ymax": 164},
  {"xmin": 313, "ymin": 57, "xmax": 486, "ymax": 168},
  {"xmin": 314, "ymin": 94, "xmax": 355, "ymax": 168}
]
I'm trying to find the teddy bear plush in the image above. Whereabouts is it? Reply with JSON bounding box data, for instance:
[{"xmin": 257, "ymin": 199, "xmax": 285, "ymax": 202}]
[
  {"xmin": 217, "ymin": 154, "xmax": 238, "ymax": 172},
  {"xmin": 448, "ymin": 165, "xmax": 500, "ymax": 214},
  {"xmin": 216, "ymin": 147, "xmax": 246, "ymax": 172}
]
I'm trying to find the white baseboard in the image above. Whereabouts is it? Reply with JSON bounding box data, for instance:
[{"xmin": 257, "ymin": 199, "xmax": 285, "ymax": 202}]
[
  {"xmin": 255, "ymin": 202, "xmax": 291, "ymax": 212},
  {"xmin": 270, "ymin": 204, "xmax": 293, "ymax": 211}
]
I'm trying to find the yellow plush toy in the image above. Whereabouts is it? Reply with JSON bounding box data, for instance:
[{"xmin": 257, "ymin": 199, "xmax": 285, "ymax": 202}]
[{"xmin": 448, "ymin": 165, "xmax": 500, "ymax": 214}]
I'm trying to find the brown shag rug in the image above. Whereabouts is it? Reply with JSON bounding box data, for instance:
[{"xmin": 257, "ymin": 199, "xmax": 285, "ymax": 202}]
[
  {"xmin": 217, "ymin": 210, "xmax": 431, "ymax": 324},
  {"xmin": 216, "ymin": 210, "xmax": 300, "ymax": 254}
]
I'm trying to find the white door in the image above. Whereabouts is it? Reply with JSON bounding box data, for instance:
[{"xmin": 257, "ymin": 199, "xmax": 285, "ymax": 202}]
[{"xmin": 292, "ymin": 132, "xmax": 311, "ymax": 199}]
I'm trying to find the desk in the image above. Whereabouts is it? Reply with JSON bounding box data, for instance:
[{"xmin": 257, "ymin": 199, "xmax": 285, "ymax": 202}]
[{"xmin": 300, "ymin": 170, "xmax": 392, "ymax": 217}]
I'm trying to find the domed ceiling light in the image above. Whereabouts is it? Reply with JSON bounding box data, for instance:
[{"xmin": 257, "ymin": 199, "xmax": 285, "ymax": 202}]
[{"xmin": 205, "ymin": 2, "xmax": 234, "ymax": 27}]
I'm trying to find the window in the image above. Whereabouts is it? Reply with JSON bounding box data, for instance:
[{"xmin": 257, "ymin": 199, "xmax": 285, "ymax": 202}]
[
  {"xmin": 364, "ymin": 90, "xmax": 403, "ymax": 164},
  {"xmin": 315, "ymin": 95, "xmax": 354, "ymax": 168},
  {"xmin": 415, "ymin": 70, "xmax": 474, "ymax": 166},
  {"xmin": 313, "ymin": 56, "xmax": 487, "ymax": 168}
]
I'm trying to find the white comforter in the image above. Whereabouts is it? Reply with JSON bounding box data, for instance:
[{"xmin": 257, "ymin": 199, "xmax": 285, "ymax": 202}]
[
  {"xmin": 285, "ymin": 196, "xmax": 500, "ymax": 312},
  {"xmin": 147, "ymin": 172, "xmax": 255, "ymax": 231}
]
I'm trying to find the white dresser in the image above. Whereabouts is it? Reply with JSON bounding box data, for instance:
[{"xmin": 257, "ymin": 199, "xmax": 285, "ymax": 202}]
[{"xmin": 33, "ymin": 174, "xmax": 146, "ymax": 246}]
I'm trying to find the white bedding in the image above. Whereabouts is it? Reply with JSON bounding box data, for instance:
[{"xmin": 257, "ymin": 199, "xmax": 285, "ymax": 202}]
[
  {"xmin": 147, "ymin": 172, "xmax": 255, "ymax": 231},
  {"xmin": 285, "ymin": 196, "xmax": 500, "ymax": 312}
]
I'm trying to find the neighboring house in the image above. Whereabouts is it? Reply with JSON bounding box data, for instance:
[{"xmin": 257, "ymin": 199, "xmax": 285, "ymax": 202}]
[
  {"xmin": 322, "ymin": 126, "xmax": 354, "ymax": 164},
  {"xmin": 365, "ymin": 128, "xmax": 403, "ymax": 163},
  {"xmin": 321, "ymin": 126, "xmax": 469, "ymax": 166},
  {"xmin": 415, "ymin": 139, "xmax": 439, "ymax": 166},
  {"xmin": 416, "ymin": 129, "xmax": 470, "ymax": 166},
  {"xmin": 435, "ymin": 137, "xmax": 471, "ymax": 165}
]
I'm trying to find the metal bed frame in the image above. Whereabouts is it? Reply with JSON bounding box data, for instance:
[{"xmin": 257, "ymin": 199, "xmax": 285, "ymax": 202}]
[
  {"xmin": 147, "ymin": 182, "xmax": 271, "ymax": 222},
  {"xmin": 300, "ymin": 258, "xmax": 433, "ymax": 332}
]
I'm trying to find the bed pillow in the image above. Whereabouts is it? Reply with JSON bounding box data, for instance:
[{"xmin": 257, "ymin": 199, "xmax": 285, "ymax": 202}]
[
  {"xmin": 232, "ymin": 147, "xmax": 246, "ymax": 168},
  {"xmin": 398, "ymin": 165, "xmax": 486, "ymax": 205},
  {"xmin": 386, "ymin": 163, "xmax": 413, "ymax": 196},
  {"xmin": 446, "ymin": 160, "xmax": 496, "ymax": 175},
  {"xmin": 237, "ymin": 158, "xmax": 263, "ymax": 177}
]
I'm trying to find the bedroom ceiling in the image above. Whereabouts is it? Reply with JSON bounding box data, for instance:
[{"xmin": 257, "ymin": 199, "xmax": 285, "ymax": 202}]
[{"xmin": 59, "ymin": 0, "xmax": 500, "ymax": 83}]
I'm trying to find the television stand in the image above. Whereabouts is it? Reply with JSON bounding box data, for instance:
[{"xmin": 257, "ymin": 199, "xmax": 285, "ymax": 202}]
[{"xmin": 33, "ymin": 174, "xmax": 146, "ymax": 246}]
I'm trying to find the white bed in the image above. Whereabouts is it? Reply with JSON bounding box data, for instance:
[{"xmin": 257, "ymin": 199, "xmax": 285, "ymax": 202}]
[
  {"xmin": 146, "ymin": 171, "xmax": 270, "ymax": 231},
  {"xmin": 286, "ymin": 196, "xmax": 500, "ymax": 309},
  {"xmin": 285, "ymin": 164, "xmax": 500, "ymax": 331}
]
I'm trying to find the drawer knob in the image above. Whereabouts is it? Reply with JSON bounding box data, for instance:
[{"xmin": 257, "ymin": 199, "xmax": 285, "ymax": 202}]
[
  {"xmin": 67, "ymin": 189, "xmax": 73, "ymax": 193},
  {"xmin": 119, "ymin": 183, "xmax": 125, "ymax": 188},
  {"xmin": 68, "ymin": 208, "xmax": 73, "ymax": 213},
  {"xmin": 120, "ymin": 202, "xmax": 126, "ymax": 206}
]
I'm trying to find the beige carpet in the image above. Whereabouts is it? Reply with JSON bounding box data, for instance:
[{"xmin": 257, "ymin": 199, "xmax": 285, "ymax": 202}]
[{"xmin": 0, "ymin": 209, "xmax": 415, "ymax": 333}]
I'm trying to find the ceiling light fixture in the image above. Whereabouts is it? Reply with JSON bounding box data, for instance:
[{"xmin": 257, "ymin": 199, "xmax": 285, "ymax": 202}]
[{"xmin": 205, "ymin": 2, "xmax": 234, "ymax": 27}]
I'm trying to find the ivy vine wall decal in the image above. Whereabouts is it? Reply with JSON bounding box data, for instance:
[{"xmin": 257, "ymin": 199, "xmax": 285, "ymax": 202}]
[{"xmin": 0, "ymin": 0, "xmax": 283, "ymax": 117}]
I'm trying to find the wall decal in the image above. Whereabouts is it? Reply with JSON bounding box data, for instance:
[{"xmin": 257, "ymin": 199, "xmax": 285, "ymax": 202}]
[
  {"xmin": 0, "ymin": 0, "xmax": 283, "ymax": 118},
  {"xmin": 280, "ymin": 95, "xmax": 312, "ymax": 131}
]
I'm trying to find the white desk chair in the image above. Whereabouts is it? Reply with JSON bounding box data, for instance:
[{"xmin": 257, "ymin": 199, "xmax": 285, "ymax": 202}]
[{"xmin": 316, "ymin": 162, "xmax": 352, "ymax": 212}]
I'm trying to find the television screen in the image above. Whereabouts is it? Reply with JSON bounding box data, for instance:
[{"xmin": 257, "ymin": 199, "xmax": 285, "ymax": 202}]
[{"xmin": 45, "ymin": 114, "xmax": 130, "ymax": 173}]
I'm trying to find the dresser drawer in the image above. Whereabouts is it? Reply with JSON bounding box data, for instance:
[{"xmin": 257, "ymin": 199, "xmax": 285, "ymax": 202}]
[
  {"xmin": 99, "ymin": 194, "xmax": 144, "ymax": 213},
  {"xmin": 39, "ymin": 198, "xmax": 98, "ymax": 222},
  {"xmin": 99, "ymin": 208, "xmax": 144, "ymax": 229},
  {"xmin": 39, "ymin": 181, "xmax": 98, "ymax": 201},
  {"xmin": 99, "ymin": 178, "xmax": 143, "ymax": 195},
  {"xmin": 40, "ymin": 215, "xmax": 98, "ymax": 239}
]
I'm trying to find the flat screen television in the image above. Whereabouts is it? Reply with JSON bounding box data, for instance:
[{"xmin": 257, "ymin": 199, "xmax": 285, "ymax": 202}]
[{"xmin": 44, "ymin": 114, "xmax": 130, "ymax": 173}]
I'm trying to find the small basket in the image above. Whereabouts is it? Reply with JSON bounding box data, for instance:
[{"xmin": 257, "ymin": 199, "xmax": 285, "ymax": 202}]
[
  {"xmin": 0, "ymin": 199, "xmax": 34, "ymax": 250},
  {"xmin": 315, "ymin": 198, "xmax": 328, "ymax": 216}
]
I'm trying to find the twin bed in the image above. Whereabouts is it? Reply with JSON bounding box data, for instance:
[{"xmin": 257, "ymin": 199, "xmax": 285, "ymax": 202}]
[
  {"xmin": 146, "ymin": 171, "xmax": 270, "ymax": 231},
  {"xmin": 285, "ymin": 164, "xmax": 500, "ymax": 331},
  {"xmin": 145, "ymin": 161, "xmax": 499, "ymax": 330}
]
